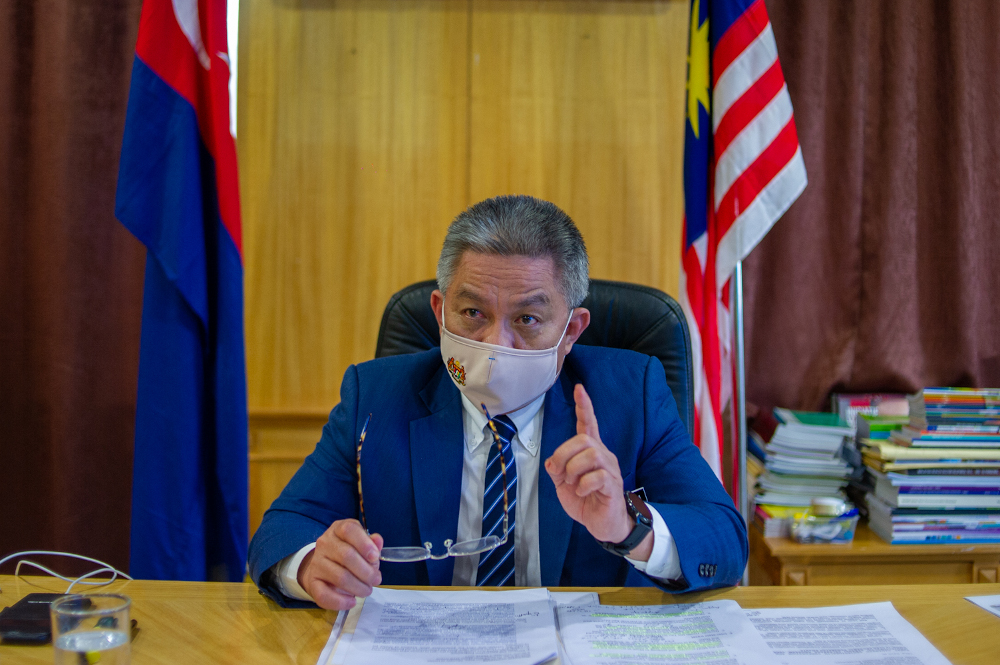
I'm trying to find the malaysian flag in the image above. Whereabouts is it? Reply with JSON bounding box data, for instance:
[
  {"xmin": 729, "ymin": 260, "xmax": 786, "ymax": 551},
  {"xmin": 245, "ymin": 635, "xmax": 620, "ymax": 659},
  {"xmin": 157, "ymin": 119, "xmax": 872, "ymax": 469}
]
[
  {"xmin": 680, "ymin": 0, "xmax": 807, "ymax": 479},
  {"xmin": 116, "ymin": 0, "xmax": 247, "ymax": 581}
]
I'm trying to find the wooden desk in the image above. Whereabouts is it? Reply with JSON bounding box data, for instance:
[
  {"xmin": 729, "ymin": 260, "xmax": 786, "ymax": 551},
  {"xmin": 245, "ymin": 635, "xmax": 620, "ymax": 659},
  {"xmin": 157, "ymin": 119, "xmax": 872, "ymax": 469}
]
[
  {"xmin": 750, "ymin": 521, "xmax": 1000, "ymax": 586},
  {"xmin": 2, "ymin": 576, "xmax": 998, "ymax": 664}
]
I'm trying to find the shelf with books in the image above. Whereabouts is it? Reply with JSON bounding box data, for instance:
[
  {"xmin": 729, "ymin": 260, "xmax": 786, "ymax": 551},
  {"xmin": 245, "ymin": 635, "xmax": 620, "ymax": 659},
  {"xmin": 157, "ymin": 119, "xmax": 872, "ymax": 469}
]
[
  {"xmin": 749, "ymin": 519, "xmax": 1000, "ymax": 586},
  {"xmin": 751, "ymin": 388, "xmax": 1000, "ymax": 585},
  {"xmin": 848, "ymin": 388, "xmax": 1000, "ymax": 546}
]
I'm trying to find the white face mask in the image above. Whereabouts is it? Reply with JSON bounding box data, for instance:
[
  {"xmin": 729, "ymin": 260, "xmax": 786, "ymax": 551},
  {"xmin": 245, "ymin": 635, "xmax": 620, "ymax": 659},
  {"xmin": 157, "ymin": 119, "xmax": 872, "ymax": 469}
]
[{"xmin": 439, "ymin": 301, "xmax": 573, "ymax": 416}]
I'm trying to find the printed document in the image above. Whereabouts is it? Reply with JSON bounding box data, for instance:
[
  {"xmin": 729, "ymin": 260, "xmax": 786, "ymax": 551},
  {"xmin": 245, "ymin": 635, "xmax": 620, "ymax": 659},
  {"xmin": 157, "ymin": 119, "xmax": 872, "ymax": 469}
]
[
  {"xmin": 321, "ymin": 590, "xmax": 589, "ymax": 665},
  {"xmin": 548, "ymin": 591, "xmax": 599, "ymax": 607},
  {"xmin": 556, "ymin": 600, "xmax": 776, "ymax": 665},
  {"xmin": 744, "ymin": 602, "xmax": 952, "ymax": 665},
  {"xmin": 317, "ymin": 608, "xmax": 349, "ymax": 665},
  {"xmin": 965, "ymin": 593, "xmax": 1000, "ymax": 619},
  {"xmin": 341, "ymin": 588, "xmax": 558, "ymax": 665}
]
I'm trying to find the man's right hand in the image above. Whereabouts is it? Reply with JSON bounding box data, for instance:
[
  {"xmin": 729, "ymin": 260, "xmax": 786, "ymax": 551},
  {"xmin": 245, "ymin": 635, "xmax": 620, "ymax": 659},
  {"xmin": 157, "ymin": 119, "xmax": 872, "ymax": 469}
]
[{"xmin": 297, "ymin": 519, "xmax": 383, "ymax": 610}]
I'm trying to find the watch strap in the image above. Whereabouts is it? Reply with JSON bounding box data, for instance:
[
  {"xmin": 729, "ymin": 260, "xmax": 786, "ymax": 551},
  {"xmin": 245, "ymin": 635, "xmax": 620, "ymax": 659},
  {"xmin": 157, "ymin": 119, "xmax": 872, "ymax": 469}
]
[{"xmin": 599, "ymin": 491, "xmax": 653, "ymax": 557}]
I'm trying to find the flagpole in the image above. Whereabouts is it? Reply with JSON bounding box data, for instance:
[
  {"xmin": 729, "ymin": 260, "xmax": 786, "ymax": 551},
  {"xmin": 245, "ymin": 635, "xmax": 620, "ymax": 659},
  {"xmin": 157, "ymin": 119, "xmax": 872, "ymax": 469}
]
[{"xmin": 733, "ymin": 260, "xmax": 749, "ymax": 586}]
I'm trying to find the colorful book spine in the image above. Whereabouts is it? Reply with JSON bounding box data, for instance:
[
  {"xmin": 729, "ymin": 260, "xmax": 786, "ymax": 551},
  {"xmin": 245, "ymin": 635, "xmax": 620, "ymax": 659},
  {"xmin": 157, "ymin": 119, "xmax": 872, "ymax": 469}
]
[
  {"xmin": 895, "ymin": 487, "xmax": 1000, "ymax": 495},
  {"xmin": 893, "ymin": 466, "xmax": 1000, "ymax": 478},
  {"xmin": 888, "ymin": 494, "xmax": 1000, "ymax": 509}
]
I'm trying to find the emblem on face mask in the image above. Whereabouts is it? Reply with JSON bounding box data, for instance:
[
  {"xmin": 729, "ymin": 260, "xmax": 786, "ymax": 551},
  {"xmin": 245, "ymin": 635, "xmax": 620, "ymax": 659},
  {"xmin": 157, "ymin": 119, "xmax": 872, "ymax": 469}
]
[{"xmin": 446, "ymin": 357, "xmax": 467, "ymax": 385}]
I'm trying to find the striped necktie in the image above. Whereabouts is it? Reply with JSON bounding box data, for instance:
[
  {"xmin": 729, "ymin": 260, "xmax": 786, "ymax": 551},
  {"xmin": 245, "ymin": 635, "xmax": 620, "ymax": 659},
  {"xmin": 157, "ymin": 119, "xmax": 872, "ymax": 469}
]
[{"xmin": 477, "ymin": 414, "xmax": 517, "ymax": 587}]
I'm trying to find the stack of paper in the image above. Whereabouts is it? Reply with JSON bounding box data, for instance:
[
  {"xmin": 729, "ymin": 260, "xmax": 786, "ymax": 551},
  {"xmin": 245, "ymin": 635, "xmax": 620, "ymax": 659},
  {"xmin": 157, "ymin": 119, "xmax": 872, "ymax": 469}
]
[
  {"xmin": 320, "ymin": 589, "xmax": 957, "ymax": 665},
  {"xmin": 754, "ymin": 408, "xmax": 852, "ymax": 509},
  {"xmin": 330, "ymin": 588, "xmax": 561, "ymax": 665},
  {"xmin": 753, "ymin": 503, "xmax": 799, "ymax": 538}
]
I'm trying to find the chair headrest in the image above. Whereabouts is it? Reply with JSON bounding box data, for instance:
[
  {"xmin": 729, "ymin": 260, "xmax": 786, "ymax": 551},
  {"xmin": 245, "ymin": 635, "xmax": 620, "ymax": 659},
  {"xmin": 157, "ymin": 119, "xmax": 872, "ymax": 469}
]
[{"xmin": 375, "ymin": 279, "xmax": 694, "ymax": 437}]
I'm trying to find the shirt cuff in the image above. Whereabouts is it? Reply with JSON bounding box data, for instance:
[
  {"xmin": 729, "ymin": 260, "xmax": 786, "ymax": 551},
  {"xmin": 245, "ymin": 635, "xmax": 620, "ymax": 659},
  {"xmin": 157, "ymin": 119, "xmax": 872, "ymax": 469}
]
[
  {"xmin": 273, "ymin": 542, "xmax": 317, "ymax": 602},
  {"xmin": 625, "ymin": 505, "xmax": 681, "ymax": 581}
]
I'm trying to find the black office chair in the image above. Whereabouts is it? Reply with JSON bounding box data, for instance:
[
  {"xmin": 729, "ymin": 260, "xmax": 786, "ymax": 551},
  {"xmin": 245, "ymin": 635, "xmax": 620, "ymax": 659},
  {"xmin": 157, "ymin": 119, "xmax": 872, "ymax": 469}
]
[
  {"xmin": 374, "ymin": 279, "xmax": 694, "ymax": 436},
  {"xmin": 375, "ymin": 279, "xmax": 694, "ymax": 432}
]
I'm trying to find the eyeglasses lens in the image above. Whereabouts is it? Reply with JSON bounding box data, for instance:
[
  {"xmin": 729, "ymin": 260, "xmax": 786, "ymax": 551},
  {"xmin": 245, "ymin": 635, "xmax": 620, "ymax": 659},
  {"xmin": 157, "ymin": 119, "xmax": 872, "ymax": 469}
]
[
  {"xmin": 379, "ymin": 536, "xmax": 503, "ymax": 562},
  {"xmin": 379, "ymin": 547, "xmax": 435, "ymax": 563},
  {"xmin": 447, "ymin": 536, "xmax": 500, "ymax": 556}
]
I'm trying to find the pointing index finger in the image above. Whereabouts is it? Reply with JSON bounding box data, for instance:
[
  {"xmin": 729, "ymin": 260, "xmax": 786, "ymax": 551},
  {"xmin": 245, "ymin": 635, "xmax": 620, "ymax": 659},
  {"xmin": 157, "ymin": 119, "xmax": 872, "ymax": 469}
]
[{"xmin": 574, "ymin": 384, "xmax": 600, "ymax": 441}]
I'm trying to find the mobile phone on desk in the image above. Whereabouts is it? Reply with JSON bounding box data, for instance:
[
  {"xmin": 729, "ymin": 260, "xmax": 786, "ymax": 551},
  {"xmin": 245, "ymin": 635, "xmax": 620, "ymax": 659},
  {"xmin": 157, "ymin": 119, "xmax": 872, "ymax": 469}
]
[
  {"xmin": 1, "ymin": 594, "xmax": 139, "ymax": 645},
  {"xmin": 0, "ymin": 593, "xmax": 78, "ymax": 644}
]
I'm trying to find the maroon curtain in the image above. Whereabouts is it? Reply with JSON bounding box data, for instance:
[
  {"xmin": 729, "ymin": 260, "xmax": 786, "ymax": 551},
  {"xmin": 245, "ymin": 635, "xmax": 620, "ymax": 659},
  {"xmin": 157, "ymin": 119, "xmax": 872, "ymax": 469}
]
[
  {"xmin": 0, "ymin": 0, "xmax": 144, "ymax": 573},
  {"xmin": 744, "ymin": 0, "xmax": 1000, "ymax": 414},
  {"xmin": 4, "ymin": 0, "xmax": 1000, "ymax": 574}
]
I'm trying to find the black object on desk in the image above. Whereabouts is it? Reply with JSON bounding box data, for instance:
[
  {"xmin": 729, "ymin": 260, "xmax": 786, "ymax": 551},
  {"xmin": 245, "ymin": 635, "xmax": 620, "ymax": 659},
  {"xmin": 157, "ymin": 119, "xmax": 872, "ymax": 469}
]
[{"xmin": 0, "ymin": 593, "xmax": 76, "ymax": 643}]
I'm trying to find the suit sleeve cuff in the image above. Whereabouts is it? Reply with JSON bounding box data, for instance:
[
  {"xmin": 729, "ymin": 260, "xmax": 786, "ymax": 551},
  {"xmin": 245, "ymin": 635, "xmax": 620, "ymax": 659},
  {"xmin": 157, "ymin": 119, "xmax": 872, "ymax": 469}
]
[
  {"xmin": 625, "ymin": 505, "xmax": 681, "ymax": 581},
  {"xmin": 273, "ymin": 542, "xmax": 317, "ymax": 601}
]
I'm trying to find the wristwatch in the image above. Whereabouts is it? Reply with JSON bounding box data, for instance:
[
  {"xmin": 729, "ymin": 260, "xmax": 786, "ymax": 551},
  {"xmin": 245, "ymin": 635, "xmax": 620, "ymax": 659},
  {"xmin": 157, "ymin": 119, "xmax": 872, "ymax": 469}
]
[{"xmin": 598, "ymin": 491, "xmax": 653, "ymax": 557}]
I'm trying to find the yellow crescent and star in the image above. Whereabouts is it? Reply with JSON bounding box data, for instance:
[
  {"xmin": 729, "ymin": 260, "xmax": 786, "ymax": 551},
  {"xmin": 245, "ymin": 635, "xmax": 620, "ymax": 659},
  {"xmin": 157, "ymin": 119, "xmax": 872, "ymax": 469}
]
[{"xmin": 686, "ymin": 0, "xmax": 711, "ymax": 139}]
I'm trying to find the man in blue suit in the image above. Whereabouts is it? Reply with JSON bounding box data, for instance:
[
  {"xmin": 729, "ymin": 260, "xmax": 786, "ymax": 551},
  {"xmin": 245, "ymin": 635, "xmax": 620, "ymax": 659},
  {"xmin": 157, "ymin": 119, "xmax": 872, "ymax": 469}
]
[{"xmin": 249, "ymin": 195, "xmax": 747, "ymax": 609}]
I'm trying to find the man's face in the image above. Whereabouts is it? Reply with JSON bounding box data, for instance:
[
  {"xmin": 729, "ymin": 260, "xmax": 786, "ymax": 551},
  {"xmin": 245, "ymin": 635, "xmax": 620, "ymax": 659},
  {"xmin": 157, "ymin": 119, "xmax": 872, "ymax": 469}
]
[{"xmin": 430, "ymin": 252, "xmax": 590, "ymax": 371}]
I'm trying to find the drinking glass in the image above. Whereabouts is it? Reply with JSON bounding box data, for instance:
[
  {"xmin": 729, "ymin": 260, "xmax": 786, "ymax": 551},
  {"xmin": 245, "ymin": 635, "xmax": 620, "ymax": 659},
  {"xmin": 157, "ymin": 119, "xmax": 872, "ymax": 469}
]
[{"xmin": 51, "ymin": 594, "xmax": 131, "ymax": 665}]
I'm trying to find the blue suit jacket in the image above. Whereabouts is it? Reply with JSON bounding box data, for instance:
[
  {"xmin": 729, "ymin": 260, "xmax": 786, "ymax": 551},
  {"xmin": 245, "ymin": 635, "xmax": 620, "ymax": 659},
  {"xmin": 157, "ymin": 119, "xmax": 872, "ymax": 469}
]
[{"xmin": 248, "ymin": 345, "xmax": 747, "ymax": 605}]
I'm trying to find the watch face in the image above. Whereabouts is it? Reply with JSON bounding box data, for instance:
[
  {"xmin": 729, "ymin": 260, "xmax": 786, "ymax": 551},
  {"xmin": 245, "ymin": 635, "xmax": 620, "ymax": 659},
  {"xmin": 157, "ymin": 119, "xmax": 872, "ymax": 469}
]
[{"xmin": 625, "ymin": 492, "xmax": 651, "ymax": 524}]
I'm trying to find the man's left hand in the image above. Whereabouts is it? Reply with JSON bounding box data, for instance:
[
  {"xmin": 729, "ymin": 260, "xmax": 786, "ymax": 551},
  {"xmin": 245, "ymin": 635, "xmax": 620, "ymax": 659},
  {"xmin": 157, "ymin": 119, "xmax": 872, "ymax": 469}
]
[{"xmin": 544, "ymin": 384, "xmax": 652, "ymax": 560}]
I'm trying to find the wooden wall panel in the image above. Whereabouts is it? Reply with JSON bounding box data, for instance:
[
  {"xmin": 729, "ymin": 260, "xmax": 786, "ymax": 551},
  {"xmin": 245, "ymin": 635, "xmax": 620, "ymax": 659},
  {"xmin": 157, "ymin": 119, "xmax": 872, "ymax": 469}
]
[
  {"xmin": 238, "ymin": 0, "xmax": 471, "ymax": 411},
  {"xmin": 238, "ymin": 0, "xmax": 691, "ymax": 535},
  {"xmin": 248, "ymin": 412, "xmax": 331, "ymax": 536},
  {"xmin": 469, "ymin": 0, "xmax": 688, "ymax": 294},
  {"xmin": 239, "ymin": 0, "xmax": 688, "ymax": 415}
]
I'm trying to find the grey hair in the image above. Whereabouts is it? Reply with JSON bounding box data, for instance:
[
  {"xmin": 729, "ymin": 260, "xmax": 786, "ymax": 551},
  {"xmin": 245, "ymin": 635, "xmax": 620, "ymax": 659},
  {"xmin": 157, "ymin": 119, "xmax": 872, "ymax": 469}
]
[{"xmin": 436, "ymin": 195, "xmax": 590, "ymax": 308}]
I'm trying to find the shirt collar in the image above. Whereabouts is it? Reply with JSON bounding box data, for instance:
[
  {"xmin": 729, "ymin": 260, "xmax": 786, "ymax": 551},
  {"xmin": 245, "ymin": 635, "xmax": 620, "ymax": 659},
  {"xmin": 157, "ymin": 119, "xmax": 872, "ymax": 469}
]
[{"xmin": 460, "ymin": 393, "xmax": 545, "ymax": 456}]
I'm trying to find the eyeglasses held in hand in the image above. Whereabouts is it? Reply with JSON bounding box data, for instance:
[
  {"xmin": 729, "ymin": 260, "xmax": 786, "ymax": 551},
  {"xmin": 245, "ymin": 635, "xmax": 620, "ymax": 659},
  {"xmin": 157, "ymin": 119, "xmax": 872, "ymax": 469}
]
[{"xmin": 356, "ymin": 410, "xmax": 511, "ymax": 562}]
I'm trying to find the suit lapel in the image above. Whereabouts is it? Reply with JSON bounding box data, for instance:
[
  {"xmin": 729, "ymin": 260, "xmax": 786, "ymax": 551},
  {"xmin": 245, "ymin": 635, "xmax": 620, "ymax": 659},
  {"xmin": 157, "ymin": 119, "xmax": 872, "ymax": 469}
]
[
  {"xmin": 538, "ymin": 371, "xmax": 577, "ymax": 586},
  {"xmin": 410, "ymin": 367, "xmax": 464, "ymax": 585}
]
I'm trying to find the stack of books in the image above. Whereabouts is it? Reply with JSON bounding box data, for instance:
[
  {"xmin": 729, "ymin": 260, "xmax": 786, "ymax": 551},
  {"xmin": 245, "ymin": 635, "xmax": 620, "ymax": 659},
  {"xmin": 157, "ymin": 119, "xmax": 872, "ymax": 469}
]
[
  {"xmin": 753, "ymin": 409, "xmax": 853, "ymax": 537},
  {"xmin": 832, "ymin": 393, "xmax": 909, "ymax": 431},
  {"xmin": 859, "ymin": 388, "xmax": 1000, "ymax": 544},
  {"xmin": 857, "ymin": 414, "xmax": 910, "ymax": 441},
  {"xmin": 753, "ymin": 503, "xmax": 799, "ymax": 538},
  {"xmin": 842, "ymin": 413, "xmax": 909, "ymax": 474}
]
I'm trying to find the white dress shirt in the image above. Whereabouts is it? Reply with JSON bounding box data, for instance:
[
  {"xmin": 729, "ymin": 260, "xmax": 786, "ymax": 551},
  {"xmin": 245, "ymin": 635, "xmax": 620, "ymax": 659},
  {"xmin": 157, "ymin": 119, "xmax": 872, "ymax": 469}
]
[{"xmin": 274, "ymin": 394, "xmax": 681, "ymax": 600}]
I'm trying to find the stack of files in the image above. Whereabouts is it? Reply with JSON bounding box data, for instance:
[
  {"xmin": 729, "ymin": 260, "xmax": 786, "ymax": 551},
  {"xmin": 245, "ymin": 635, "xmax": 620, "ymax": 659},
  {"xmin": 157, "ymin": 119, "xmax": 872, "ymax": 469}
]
[
  {"xmin": 832, "ymin": 392, "xmax": 908, "ymax": 431},
  {"xmin": 907, "ymin": 387, "xmax": 1000, "ymax": 428},
  {"xmin": 867, "ymin": 491, "xmax": 1000, "ymax": 544},
  {"xmin": 754, "ymin": 408, "xmax": 852, "ymax": 509},
  {"xmin": 752, "ymin": 502, "xmax": 799, "ymax": 537},
  {"xmin": 756, "ymin": 468, "xmax": 846, "ymax": 502},
  {"xmin": 890, "ymin": 423, "xmax": 1000, "ymax": 447},
  {"xmin": 861, "ymin": 390, "xmax": 1000, "ymax": 544},
  {"xmin": 859, "ymin": 438, "xmax": 1000, "ymax": 474},
  {"xmin": 857, "ymin": 413, "xmax": 910, "ymax": 440},
  {"xmin": 868, "ymin": 468, "xmax": 1000, "ymax": 510},
  {"xmin": 745, "ymin": 442, "xmax": 765, "ymax": 503},
  {"xmin": 846, "ymin": 415, "xmax": 910, "ymax": 510}
]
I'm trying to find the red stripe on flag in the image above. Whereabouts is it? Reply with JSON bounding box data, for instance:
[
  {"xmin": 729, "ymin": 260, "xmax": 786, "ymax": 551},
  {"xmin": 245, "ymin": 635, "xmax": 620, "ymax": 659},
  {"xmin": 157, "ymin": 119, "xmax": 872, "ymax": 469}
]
[
  {"xmin": 712, "ymin": 0, "xmax": 770, "ymax": 87},
  {"xmin": 680, "ymin": 223, "xmax": 704, "ymax": 453},
  {"xmin": 684, "ymin": 214, "xmax": 725, "ymax": 471},
  {"xmin": 700, "ymin": 227, "xmax": 724, "ymax": 468},
  {"xmin": 134, "ymin": 0, "xmax": 242, "ymax": 255},
  {"xmin": 682, "ymin": 258, "xmax": 705, "ymax": 330},
  {"xmin": 714, "ymin": 117, "xmax": 800, "ymax": 239},
  {"xmin": 713, "ymin": 59, "xmax": 784, "ymax": 159},
  {"xmin": 136, "ymin": 0, "xmax": 198, "ymax": 106}
]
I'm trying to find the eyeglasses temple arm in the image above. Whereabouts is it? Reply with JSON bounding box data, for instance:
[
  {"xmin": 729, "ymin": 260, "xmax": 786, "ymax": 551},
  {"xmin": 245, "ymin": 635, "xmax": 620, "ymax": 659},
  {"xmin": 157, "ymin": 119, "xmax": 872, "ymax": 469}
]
[{"xmin": 357, "ymin": 413, "xmax": 373, "ymax": 532}]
